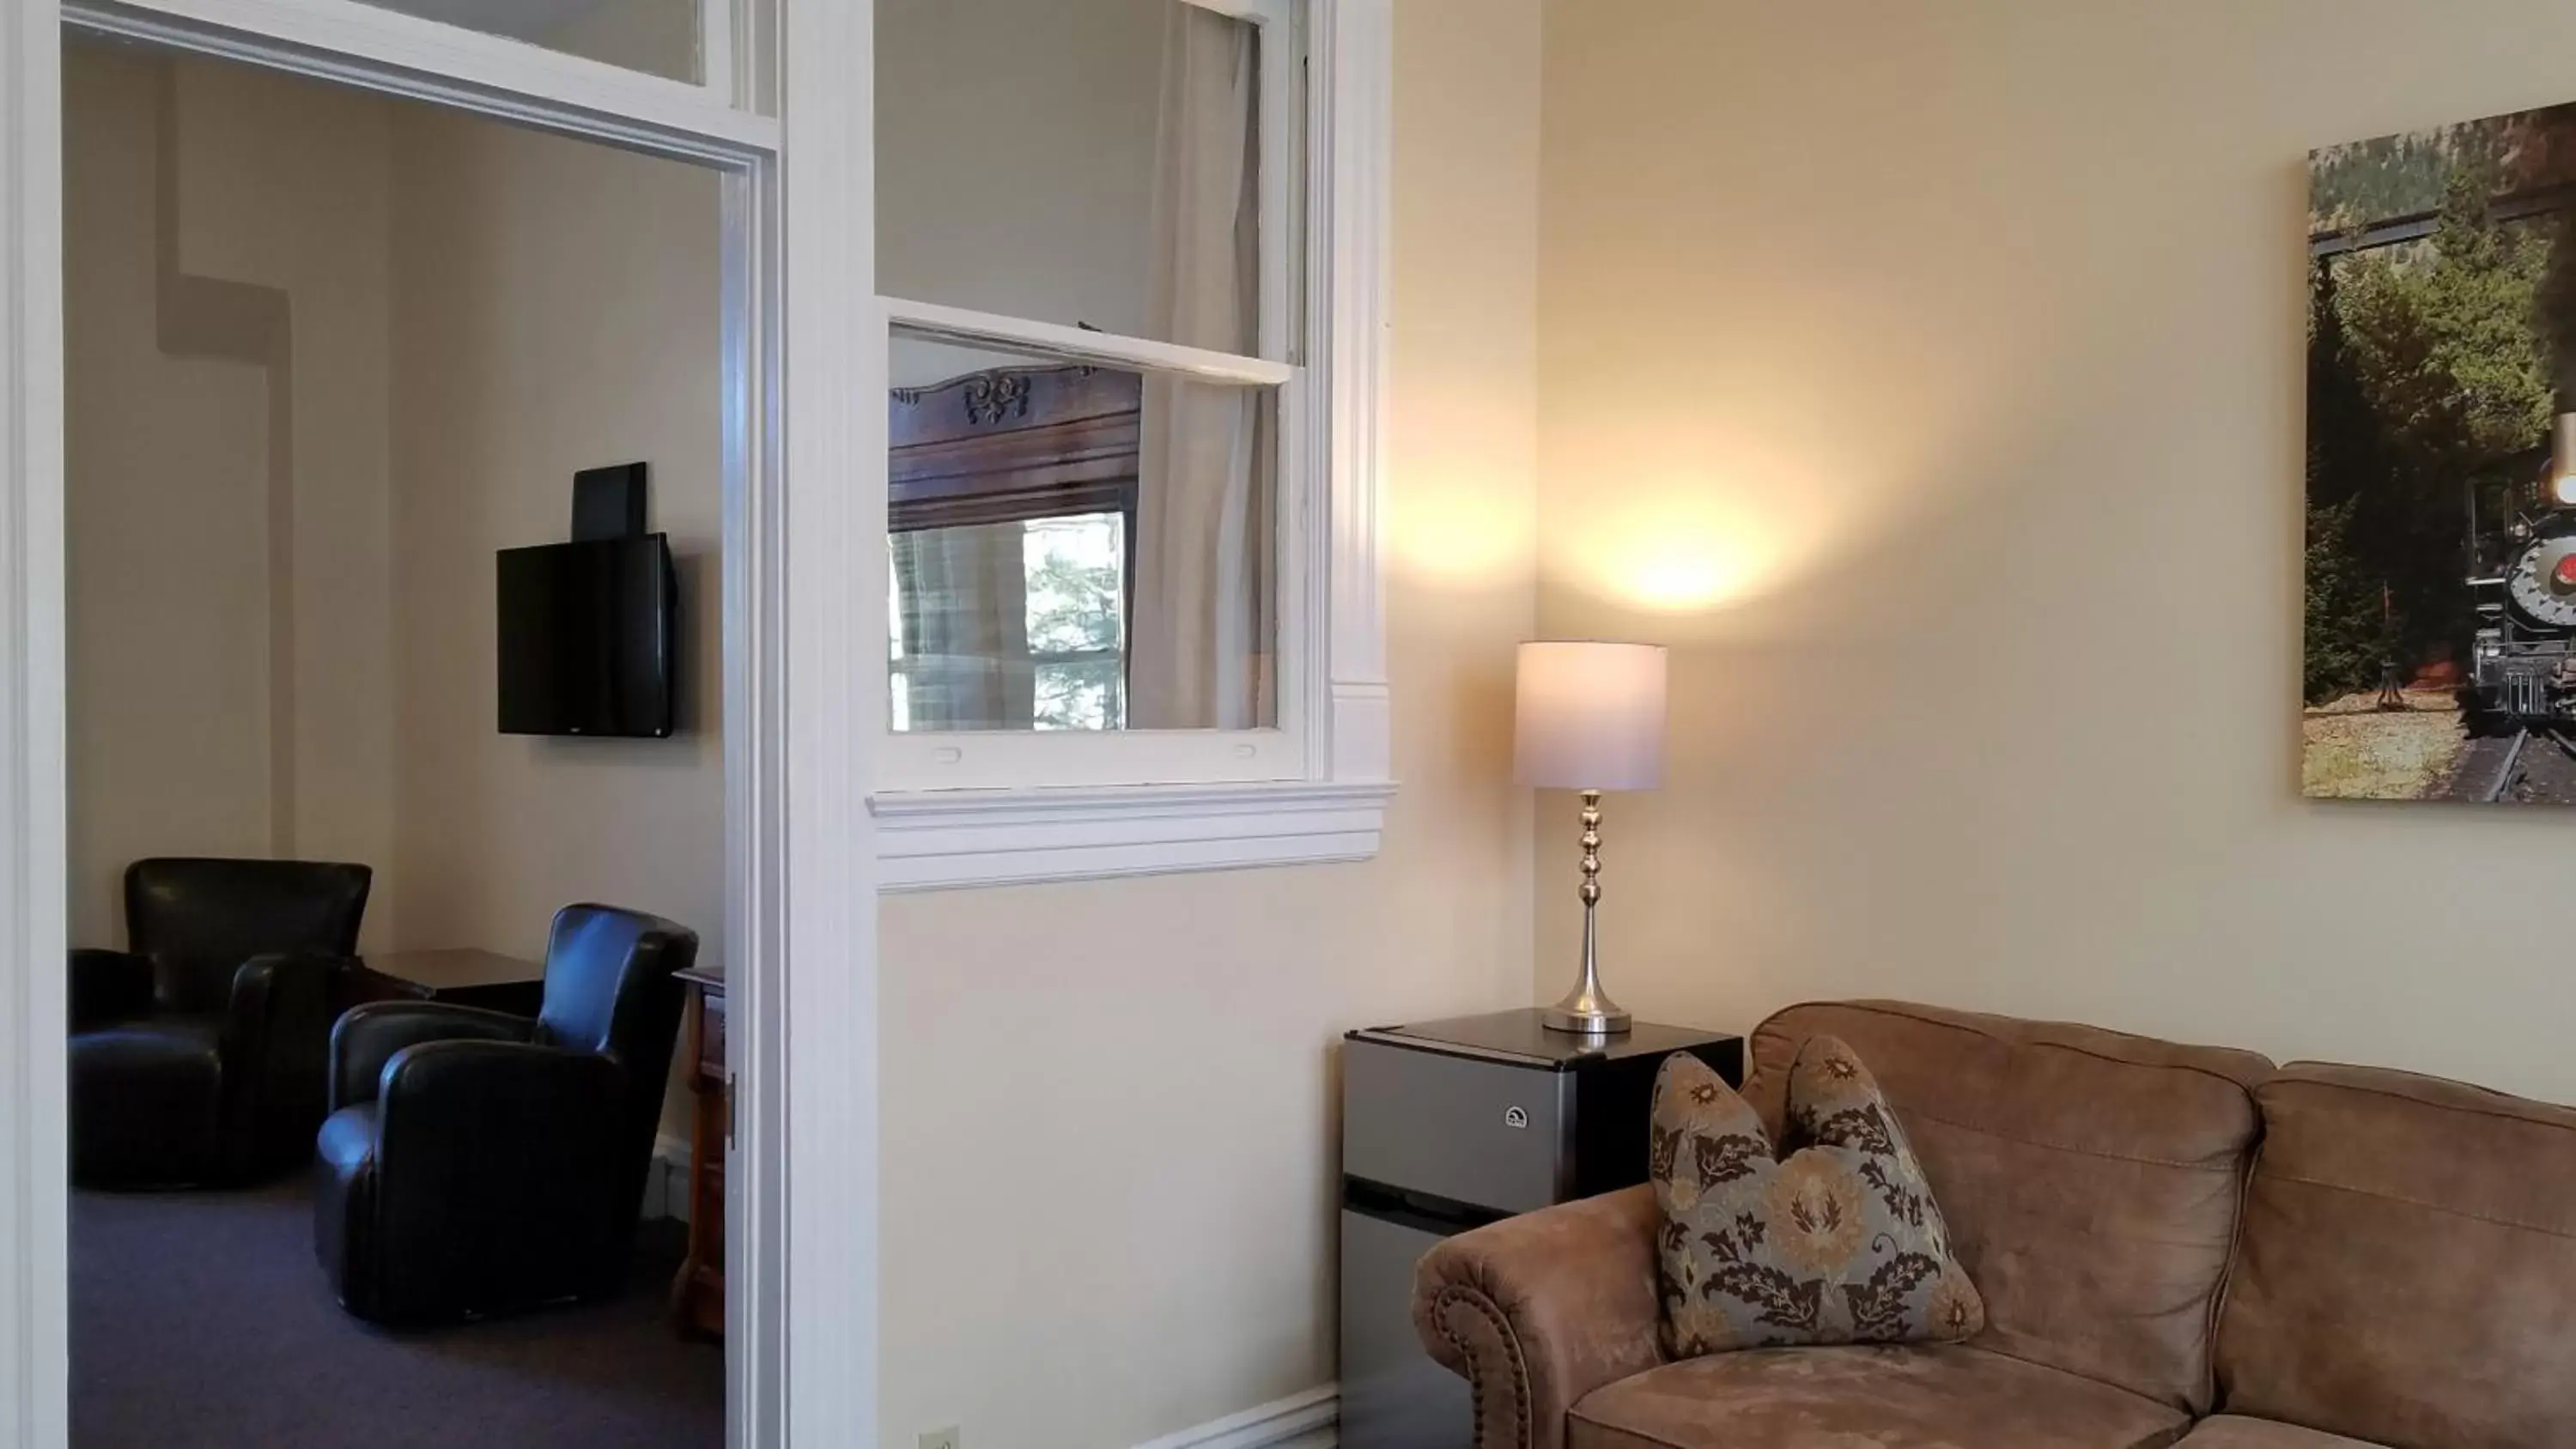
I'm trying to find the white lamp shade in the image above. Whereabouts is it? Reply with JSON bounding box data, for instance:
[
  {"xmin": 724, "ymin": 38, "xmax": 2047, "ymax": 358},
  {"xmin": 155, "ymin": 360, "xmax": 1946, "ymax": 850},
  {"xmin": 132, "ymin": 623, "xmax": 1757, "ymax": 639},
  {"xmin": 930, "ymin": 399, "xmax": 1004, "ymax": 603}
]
[{"xmin": 1515, "ymin": 641, "xmax": 1668, "ymax": 791}]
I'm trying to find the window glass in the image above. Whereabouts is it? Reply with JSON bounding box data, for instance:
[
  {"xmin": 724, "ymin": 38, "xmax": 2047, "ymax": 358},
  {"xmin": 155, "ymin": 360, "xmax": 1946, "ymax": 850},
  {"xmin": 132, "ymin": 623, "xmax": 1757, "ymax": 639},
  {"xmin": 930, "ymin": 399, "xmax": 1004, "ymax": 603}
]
[
  {"xmin": 353, "ymin": 0, "xmax": 705, "ymax": 84},
  {"xmin": 876, "ymin": 0, "xmax": 1274, "ymax": 355},
  {"xmin": 890, "ymin": 514, "xmax": 1128, "ymax": 732},
  {"xmin": 887, "ymin": 330, "xmax": 1279, "ymax": 733}
]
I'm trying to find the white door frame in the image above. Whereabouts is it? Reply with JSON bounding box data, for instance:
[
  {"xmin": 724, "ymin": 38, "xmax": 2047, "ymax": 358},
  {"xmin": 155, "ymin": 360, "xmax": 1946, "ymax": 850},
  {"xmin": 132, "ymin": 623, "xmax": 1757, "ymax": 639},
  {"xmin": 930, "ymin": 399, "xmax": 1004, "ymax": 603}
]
[{"xmin": 0, "ymin": 3, "xmax": 878, "ymax": 1446}]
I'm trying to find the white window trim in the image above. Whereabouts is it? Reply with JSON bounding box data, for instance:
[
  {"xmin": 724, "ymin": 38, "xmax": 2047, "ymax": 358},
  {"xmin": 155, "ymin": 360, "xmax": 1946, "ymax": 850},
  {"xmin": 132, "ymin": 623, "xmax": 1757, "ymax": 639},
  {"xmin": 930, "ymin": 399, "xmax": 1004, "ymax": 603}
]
[
  {"xmin": 869, "ymin": 0, "xmax": 1394, "ymax": 893},
  {"xmin": 885, "ymin": 297, "xmax": 1294, "ymax": 387},
  {"xmin": 65, "ymin": 0, "xmax": 774, "ymax": 157}
]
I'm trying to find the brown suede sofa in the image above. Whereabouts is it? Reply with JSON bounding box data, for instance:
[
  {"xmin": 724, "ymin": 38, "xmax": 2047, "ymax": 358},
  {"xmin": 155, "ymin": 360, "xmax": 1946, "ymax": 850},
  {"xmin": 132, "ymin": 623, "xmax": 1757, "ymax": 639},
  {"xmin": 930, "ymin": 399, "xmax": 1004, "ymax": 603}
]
[{"xmin": 1412, "ymin": 999, "xmax": 2576, "ymax": 1449}]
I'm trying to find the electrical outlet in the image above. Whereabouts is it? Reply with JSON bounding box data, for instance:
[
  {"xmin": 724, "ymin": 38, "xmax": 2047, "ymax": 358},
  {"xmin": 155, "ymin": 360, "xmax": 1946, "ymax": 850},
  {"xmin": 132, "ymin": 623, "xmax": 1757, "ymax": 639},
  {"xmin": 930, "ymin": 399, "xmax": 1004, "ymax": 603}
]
[{"xmin": 918, "ymin": 1428, "xmax": 961, "ymax": 1449}]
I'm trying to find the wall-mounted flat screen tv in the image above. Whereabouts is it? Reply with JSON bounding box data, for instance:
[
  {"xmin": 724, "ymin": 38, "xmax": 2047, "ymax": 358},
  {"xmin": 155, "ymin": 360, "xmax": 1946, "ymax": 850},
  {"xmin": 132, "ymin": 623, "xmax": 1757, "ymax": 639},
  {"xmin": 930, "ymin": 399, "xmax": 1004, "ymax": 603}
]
[{"xmin": 496, "ymin": 534, "xmax": 677, "ymax": 738}]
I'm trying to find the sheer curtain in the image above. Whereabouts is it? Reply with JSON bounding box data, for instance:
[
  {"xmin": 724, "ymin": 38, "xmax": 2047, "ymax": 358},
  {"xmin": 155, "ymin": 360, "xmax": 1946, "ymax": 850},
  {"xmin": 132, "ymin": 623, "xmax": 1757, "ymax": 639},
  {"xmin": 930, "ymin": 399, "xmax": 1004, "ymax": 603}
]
[
  {"xmin": 1128, "ymin": 2, "xmax": 1273, "ymax": 731},
  {"xmin": 892, "ymin": 524, "xmax": 1034, "ymax": 730}
]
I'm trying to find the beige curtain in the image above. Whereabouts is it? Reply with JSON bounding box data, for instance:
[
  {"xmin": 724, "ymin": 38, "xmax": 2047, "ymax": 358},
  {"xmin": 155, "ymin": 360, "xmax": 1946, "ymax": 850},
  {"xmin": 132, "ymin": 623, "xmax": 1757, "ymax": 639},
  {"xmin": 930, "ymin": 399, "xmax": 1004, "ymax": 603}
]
[
  {"xmin": 1128, "ymin": 2, "xmax": 1273, "ymax": 731},
  {"xmin": 892, "ymin": 524, "xmax": 1034, "ymax": 730}
]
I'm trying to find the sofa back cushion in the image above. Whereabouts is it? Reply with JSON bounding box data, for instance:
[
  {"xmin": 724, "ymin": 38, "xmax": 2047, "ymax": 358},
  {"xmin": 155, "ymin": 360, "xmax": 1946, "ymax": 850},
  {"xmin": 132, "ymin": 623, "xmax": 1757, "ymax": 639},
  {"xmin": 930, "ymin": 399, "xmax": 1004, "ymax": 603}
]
[
  {"xmin": 2216, "ymin": 1063, "xmax": 2576, "ymax": 1448},
  {"xmin": 1745, "ymin": 1001, "xmax": 2270, "ymax": 1414}
]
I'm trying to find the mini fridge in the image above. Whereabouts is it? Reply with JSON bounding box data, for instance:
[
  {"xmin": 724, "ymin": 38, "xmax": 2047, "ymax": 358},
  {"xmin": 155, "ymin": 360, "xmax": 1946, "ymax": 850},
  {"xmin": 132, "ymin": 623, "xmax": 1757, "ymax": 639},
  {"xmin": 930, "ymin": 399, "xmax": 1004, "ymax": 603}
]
[{"xmin": 1337, "ymin": 1009, "xmax": 1742, "ymax": 1449}]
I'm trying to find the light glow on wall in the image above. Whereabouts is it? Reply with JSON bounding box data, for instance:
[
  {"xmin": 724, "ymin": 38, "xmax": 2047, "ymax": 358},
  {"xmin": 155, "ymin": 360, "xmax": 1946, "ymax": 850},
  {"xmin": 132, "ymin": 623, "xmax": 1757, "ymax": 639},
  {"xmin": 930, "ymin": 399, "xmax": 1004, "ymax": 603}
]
[
  {"xmin": 1387, "ymin": 482, "xmax": 1537, "ymax": 588},
  {"xmin": 1384, "ymin": 380, "xmax": 1541, "ymax": 590},
  {"xmin": 1543, "ymin": 361, "xmax": 2023, "ymax": 622},
  {"xmin": 1549, "ymin": 458, "xmax": 1842, "ymax": 617},
  {"xmin": 1585, "ymin": 493, "xmax": 1778, "ymax": 612}
]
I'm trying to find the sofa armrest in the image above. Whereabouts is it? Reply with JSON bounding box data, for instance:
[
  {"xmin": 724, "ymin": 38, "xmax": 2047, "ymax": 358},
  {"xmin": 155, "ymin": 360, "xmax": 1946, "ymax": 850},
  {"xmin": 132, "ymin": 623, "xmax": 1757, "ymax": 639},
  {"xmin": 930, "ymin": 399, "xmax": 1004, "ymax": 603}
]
[
  {"xmin": 329, "ymin": 1001, "xmax": 532, "ymax": 1113},
  {"xmin": 69, "ymin": 948, "xmax": 154, "ymax": 1030},
  {"xmin": 1412, "ymin": 1185, "xmax": 1668, "ymax": 1449}
]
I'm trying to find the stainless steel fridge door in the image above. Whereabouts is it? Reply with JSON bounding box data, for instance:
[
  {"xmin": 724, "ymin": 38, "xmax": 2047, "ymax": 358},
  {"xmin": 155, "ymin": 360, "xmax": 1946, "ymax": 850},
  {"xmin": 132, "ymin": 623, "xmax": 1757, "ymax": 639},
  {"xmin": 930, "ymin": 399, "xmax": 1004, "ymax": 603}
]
[
  {"xmin": 1341, "ymin": 1040, "xmax": 1569, "ymax": 1215},
  {"xmin": 1339, "ymin": 1207, "xmax": 1471, "ymax": 1449}
]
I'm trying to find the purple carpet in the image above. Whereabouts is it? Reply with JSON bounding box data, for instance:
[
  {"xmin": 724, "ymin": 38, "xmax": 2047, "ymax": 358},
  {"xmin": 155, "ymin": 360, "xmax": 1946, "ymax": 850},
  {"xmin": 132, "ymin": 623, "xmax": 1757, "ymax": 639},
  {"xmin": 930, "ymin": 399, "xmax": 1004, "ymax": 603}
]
[{"xmin": 73, "ymin": 1175, "xmax": 723, "ymax": 1448}]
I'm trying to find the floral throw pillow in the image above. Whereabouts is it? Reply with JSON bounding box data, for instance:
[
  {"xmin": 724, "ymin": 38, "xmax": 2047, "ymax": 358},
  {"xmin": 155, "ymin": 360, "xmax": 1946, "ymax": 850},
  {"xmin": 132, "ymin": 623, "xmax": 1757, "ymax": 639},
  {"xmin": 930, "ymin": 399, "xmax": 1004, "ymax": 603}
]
[{"xmin": 1649, "ymin": 1036, "xmax": 1984, "ymax": 1357}]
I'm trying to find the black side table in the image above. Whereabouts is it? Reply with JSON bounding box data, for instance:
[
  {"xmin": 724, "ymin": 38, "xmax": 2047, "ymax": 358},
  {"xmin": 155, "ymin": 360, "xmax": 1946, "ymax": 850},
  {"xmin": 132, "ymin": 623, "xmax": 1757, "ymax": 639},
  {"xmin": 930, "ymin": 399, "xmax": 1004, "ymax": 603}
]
[{"xmin": 341, "ymin": 948, "xmax": 546, "ymax": 1020}]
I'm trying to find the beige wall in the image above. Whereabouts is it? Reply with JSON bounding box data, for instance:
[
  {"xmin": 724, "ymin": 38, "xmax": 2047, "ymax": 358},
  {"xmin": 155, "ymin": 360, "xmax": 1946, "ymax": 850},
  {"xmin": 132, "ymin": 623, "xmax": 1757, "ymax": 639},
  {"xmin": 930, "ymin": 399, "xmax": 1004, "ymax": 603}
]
[
  {"xmin": 64, "ymin": 48, "xmax": 401, "ymax": 950},
  {"xmin": 875, "ymin": 0, "xmax": 1166, "ymax": 338},
  {"xmin": 875, "ymin": 1, "xmax": 1544, "ymax": 1444},
  {"xmin": 385, "ymin": 103, "xmax": 725, "ymax": 978},
  {"xmin": 64, "ymin": 47, "xmax": 725, "ymax": 1040},
  {"xmin": 168, "ymin": 57, "xmax": 403, "ymax": 948},
  {"xmin": 1537, "ymin": 0, "xmax": 2576, "ymax": 1103},
  {"xmin": 64, "ymin": 49, "xmax": 276, "ymax": 947}
]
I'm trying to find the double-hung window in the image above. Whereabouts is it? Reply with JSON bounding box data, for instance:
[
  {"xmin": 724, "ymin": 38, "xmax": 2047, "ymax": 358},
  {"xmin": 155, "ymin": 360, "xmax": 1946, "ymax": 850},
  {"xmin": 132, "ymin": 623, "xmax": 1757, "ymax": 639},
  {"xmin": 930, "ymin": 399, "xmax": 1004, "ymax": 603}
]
[{"xmin": 870, "ymin": 0, "xmax": 1393, "ymax": 889}]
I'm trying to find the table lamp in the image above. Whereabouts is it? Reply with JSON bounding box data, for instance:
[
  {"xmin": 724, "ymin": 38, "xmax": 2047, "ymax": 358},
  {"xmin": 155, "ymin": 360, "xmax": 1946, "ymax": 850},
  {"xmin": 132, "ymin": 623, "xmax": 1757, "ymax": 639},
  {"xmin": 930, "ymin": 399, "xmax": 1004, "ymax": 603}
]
[{"xmin": 1516, "ymin": 640, "xmax": 1669, "ymax": 1035}]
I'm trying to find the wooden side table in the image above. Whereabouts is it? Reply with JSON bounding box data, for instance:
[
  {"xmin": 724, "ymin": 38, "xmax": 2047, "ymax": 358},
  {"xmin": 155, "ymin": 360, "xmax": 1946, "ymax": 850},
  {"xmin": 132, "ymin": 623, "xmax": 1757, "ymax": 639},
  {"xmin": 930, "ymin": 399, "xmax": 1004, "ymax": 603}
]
[{"xmin": 671, "ymin": 962, "xmax": 726, "ymax": 1338}]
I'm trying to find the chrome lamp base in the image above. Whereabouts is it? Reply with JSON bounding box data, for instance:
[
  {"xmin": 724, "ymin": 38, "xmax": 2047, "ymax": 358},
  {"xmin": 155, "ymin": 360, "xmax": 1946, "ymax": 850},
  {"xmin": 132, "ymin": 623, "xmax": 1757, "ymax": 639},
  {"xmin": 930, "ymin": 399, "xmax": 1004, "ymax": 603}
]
[
  {"xmin": 1542, "ymin": 997, "xmax": 1632, "ymax": 1037},
  {"xmin": 1542, "ymin": 789, "xmax": 1632, "ymax": 1036}
]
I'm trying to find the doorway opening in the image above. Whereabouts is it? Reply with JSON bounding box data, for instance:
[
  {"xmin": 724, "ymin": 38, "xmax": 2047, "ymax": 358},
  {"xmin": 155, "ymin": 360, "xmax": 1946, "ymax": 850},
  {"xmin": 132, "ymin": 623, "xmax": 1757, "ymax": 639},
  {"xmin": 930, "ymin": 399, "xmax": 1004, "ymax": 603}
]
[{"xmin": 61, "ymin": 31, "xmax": 735, "ymax": 1446}]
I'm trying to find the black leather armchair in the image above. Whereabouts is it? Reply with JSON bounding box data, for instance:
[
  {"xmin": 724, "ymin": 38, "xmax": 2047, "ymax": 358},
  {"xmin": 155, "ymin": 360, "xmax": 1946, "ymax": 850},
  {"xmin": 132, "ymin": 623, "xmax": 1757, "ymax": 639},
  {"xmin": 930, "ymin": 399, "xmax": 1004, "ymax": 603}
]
[
  {"xmin": 69, "ymin": 858, "xmax": 374, "ymax": 1187},
  {"xmin": 315, "ymin": 904, "xmax": 696, "ymax": 1324}
]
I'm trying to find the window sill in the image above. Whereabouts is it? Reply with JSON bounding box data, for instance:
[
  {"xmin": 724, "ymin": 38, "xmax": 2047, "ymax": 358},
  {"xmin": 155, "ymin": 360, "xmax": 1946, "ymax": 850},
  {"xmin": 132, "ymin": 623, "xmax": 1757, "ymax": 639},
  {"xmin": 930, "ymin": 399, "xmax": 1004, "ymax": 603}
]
[{"xmin": 870, "ymin": 778, "xmax": 1395, "ymax": 891}]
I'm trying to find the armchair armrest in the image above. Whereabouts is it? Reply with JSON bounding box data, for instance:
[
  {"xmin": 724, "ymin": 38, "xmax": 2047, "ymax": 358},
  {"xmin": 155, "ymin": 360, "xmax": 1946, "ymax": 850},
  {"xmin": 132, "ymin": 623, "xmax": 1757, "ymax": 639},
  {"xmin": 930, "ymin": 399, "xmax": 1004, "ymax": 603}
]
[
  {"xmin": 226, "ymin": 951, "xmax": 349, "ymax": 1058},
  {"xmin": 330, "ymin": 1001, "xmax": 532, "ymax": 1113},
  {"xmin": 374, "ymin": 1040, "xmax": 629, "ymax": 1271},
  {"xmin": 1412, "ymin": 1185, "xmax": 1668, "ymax": 1449},
  {"xmin": 380, "ymin": 1040, "xmax": 625, "ymax": 1142},
  {"xmin": 69, "ymin": 948, "xmax": 153, "ymax": 1030},
  {"xmin": 224, "ymin": 951, "xmax": 359, "ymax": 1176}
]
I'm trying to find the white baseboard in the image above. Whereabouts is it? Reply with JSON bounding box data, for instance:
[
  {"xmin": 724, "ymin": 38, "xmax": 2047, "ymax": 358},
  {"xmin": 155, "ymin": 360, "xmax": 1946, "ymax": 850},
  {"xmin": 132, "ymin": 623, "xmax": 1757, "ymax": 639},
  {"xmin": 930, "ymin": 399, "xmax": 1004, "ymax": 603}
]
[
  {"xmin": 1132, "ymin": 1385, "xmax": 1337, "ymax": 1449},
  {"xmin": 641, "ymin": 1131, "xmax": 693, "ymax": 1223}
]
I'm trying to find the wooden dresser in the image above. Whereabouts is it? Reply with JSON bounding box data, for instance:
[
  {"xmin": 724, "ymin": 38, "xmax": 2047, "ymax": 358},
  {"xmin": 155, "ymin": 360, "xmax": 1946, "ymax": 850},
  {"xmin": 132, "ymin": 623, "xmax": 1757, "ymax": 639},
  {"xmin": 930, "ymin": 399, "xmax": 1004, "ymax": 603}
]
[{"xmin": 671, "ymin": 962, "xmax": 726, "ymax": 1337}]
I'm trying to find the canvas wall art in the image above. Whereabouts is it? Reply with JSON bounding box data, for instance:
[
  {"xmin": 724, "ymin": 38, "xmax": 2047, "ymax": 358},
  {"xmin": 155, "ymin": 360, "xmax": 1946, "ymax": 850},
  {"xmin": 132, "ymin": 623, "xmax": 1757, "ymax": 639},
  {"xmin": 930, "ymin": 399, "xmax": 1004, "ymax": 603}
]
[{"xmin": 2304, "ymin": 100, "xmax": 2576, "ymax": 803}]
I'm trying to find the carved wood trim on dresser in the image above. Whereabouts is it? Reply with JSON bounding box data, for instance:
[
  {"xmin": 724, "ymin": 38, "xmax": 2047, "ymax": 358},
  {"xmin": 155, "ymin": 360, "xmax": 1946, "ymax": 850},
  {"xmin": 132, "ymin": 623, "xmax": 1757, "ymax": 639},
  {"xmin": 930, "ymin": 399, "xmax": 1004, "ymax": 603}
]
[{"xmin": 887, "ymin": 363, "xmax": 1142, "ymax": 534}]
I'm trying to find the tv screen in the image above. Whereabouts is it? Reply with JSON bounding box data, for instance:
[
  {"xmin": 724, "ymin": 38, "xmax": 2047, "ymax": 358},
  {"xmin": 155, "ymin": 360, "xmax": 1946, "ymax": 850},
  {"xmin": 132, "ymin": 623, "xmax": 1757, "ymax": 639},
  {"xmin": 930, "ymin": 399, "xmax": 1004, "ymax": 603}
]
[{"xmin": 496, "ymin": 535, "xmax": 677, "ymax": 738}]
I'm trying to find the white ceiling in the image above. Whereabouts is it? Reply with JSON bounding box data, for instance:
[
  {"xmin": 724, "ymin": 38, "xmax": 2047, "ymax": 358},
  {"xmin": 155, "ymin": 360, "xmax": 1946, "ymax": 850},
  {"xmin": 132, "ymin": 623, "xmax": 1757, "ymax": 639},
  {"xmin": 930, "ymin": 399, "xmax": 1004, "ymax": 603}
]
[{"xmin": 369, "ymin": 0, "xmax": 612, "ymax": 41}]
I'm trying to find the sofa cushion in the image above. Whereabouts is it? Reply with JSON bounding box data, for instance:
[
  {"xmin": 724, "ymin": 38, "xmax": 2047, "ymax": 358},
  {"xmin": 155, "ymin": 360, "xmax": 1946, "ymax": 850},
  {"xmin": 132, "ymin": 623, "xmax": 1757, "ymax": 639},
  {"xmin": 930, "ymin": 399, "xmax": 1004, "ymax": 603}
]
[
  {"xmin": 2215, "ymin": 1063, "xmax": 2576, "ymax": 1449},
  {"xmin": 1651, "ymin": 1041, "xmax": 1982, "ymax": 1356},
  {"xmin": 2174, "ymin": 1418, "xmax": 2386, "ymax": 1449},
  {"xmin": 1744, "ymin": 1001, "xmax": 2270, "ymax": 1413},
  {"xmin": 1566, "ymin": 1343, "xmax": 2189, "ymax": 1449}
]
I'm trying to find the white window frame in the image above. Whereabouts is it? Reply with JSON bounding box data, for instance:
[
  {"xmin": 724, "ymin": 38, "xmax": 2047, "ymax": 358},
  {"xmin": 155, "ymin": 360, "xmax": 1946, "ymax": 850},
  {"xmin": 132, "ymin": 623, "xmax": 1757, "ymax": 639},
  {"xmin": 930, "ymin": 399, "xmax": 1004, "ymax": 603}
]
[
  {"xmin": 870, "ymin": 0, "xmax": 1394, "ymax": 892},
  {"xmin": 0, "ymin": 1, "xmax": 878, "ymax": 1446},
  {"xmin": 70, "ymin": 0, "xmax": 767, "ymax": 112}
]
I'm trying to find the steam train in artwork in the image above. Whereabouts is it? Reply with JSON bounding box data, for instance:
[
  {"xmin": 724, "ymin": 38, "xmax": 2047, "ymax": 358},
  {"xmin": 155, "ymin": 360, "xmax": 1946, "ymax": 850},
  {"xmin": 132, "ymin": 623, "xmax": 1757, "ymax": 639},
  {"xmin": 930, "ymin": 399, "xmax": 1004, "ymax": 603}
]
[{"xmin": 2468, "ymin": 425, "xmax": 2576, "ymax": 724}]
